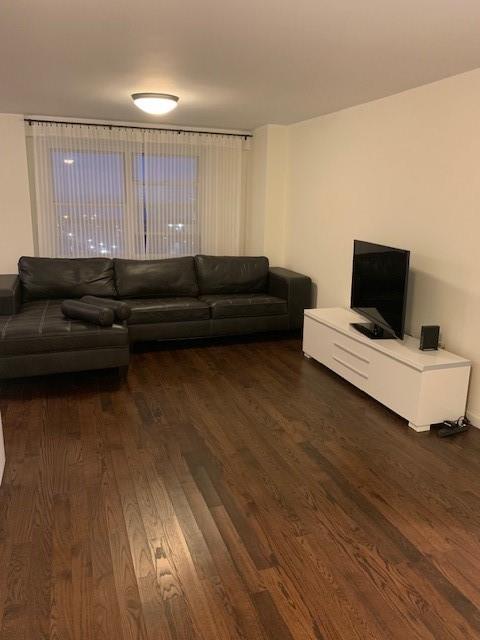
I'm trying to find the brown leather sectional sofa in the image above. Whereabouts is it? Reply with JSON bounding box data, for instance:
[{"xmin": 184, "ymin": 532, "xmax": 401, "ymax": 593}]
[{"xmin": 0, "ymin": 254, "xmax": 312, "ymax": 379}]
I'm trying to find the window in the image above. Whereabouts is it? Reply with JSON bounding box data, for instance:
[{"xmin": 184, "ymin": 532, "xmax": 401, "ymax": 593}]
[
  {"xmin": 134, "ymin": 154, "xmax": 199, "ymax": 257},
  {"xmin": 29, "ymin": 122, "xmax": 250, "ymax": 258},
  {"xmin": 52, "ymin": 150, "xmax": 126, "ymax": 257},
  {"xmin": 51, "ymin": 150, "xmax": 199, "ymax": 258}
]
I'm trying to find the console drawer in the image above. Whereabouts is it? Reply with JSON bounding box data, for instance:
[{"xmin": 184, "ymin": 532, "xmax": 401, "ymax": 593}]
[
  {"xmin": 332, "ymin": 341, "xmax": 369, "ymax": 378},
  {"xmin": 303, "ymin": 317, "xmax": 370, "ymax": 390}
]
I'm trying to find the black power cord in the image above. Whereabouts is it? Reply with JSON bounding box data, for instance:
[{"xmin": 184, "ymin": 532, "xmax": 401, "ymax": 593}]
[{"xmin": 438, "ymin": 416, "xmax": 471, "ymax": 438}]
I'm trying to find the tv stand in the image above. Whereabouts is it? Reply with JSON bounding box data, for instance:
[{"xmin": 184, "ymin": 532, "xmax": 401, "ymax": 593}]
[
  {"xmin": 350, "ymin": 322, "xmax": 395, "ymax": 340},
  {"xmin": 303, "ymin": 308, "xmax": 471, "ymax": 432}
]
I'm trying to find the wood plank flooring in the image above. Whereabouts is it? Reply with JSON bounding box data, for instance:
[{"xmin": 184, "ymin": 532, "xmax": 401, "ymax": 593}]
[{"xmin": 1, "ymin": 335, "xmax": 480, "ymax": 639}]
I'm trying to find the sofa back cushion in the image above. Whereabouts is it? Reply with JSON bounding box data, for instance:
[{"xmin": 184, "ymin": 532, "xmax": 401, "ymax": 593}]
[
  {"xmin": 194, "ymin": 255, "xmax": 269, "ymax": 295},
  {"xmin": 114, "ymin": 257, "xmax": 199, "ymax": 298},
  {"xmin": 19, "ymin": 256, "xmax": 116, "ymax": 301}
]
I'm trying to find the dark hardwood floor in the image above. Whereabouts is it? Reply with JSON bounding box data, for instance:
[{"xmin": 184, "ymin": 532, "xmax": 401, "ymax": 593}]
[{"xmin": 1, "ymin": 336, "xmax": 480, "ymax": 639}]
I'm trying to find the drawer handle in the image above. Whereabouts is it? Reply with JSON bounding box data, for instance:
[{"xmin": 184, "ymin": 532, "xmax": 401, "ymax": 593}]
[
  {"xmin": 334, "ymin": 342, "xmax": 370, "ymax": 364},
  {"xmin": 332, "ymin": 356, "xmax": 369, "ymax": 380}
]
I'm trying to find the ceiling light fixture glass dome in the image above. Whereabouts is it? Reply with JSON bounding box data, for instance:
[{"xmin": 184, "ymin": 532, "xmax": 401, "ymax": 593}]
[{"xmin": 131, "ymin": 93, "xmax": 179, "ymax": 115}]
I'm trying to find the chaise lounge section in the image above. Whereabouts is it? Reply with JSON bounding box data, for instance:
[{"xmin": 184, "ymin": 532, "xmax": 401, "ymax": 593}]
[{"xmin": 0, "ymin": 255, "xmax": 311, "ymax": 379}]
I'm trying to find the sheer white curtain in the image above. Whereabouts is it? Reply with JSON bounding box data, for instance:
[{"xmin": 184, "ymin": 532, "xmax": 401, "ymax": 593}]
[
  {"xmin": 28, "ymin": 121, "xmax": 250, "ymax": 259},
  {"xmin": 142, "ymin": 129, "xmax": 249, "ymax": 257},
  {"xmin": 30, "ymin": 122, "xmax": 145, "ymax": 259}
]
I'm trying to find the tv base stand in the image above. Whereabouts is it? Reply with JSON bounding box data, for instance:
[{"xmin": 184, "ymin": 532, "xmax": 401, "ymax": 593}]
[
  {"xmin": 303, "ymin": 308, "xmax": 471, "ymax": 433},
  {"xmin": 350, "ymin": 321, "xmax": 395, "ymax": 340}
]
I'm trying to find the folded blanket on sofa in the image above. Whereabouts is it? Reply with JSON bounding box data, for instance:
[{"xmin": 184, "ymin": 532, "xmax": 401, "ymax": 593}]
[
  {"xmin": 61, "ymin": 299, "xmax": 115, "ymax": 327},
  {"xmin": 81, "ymin": 295, "xmax": 131, "ymax": 322}
]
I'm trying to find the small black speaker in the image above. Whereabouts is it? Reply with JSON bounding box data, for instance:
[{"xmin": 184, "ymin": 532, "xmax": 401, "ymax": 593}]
[{"xmin": 419, "ymin": 325, "xmax": 440, "ymax": 351}]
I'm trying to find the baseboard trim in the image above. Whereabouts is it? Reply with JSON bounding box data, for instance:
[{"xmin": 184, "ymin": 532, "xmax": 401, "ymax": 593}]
[{"xmin": 466, "ymin": 409, "xmax": 480, "ymax": 429}]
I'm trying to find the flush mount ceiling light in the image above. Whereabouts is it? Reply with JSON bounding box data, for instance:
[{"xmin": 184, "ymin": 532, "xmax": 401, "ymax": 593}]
[{"xmin": 131, "ymin": 93, "xmax": 179, "ymax": 115}]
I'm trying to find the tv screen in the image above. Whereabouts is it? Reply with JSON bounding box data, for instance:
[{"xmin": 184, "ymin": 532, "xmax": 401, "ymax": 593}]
[{"xmin": 351, "ymin": 240, "xmax": 410, "ymax": 339}]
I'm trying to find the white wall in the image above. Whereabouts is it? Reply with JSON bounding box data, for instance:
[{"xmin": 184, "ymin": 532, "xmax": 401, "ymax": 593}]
[
  {"xmin": 246, "ymin": 125, "xmax": 288, "ymax": 264},
  {"xmin": 282, "ymin": 67, "xmax": 480, "ymax": 421},
  {"xmin": 0, "ymin": 114, "xmax": 33, "ymax": 272},
  {"xmin": 245, "ymin": 126, "xmax": 268, "ymax": 255}
]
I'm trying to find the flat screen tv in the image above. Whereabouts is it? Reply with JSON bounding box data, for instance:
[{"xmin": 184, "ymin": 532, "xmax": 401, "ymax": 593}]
[{"xmin": 350, "ymin": 240, "xmax": 410, "ymax": 340}]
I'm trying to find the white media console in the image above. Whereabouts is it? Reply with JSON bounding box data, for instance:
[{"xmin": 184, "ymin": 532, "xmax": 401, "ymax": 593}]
[{"xmin": 303, "ymin": 308, "xmax": 471, "ymax": 432}]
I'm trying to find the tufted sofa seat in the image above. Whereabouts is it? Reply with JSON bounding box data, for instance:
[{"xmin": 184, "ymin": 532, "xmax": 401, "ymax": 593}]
[
  {"xmin": 0, "ymin": 300, "xmax": 128, "ymax": 356},
  {"xmin": 198, "ymin": 294, "xmax": 288, "ymax": 319},
  {"xmin": 126, "ymin": 297, "xmax": 210, "ymax": 325}
]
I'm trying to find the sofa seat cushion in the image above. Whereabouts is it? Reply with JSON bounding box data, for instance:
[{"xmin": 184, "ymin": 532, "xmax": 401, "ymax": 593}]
[
  {"xmin": 199, "ymin": 294, "xmax": 287, "ymax": 319},
  {"xmin": 0, "ymin": 300, "xmax": 128, "ymax": 356},
  {"xmin": 126, "ymin": 297, "xmax": 210, "ymax": 325}
]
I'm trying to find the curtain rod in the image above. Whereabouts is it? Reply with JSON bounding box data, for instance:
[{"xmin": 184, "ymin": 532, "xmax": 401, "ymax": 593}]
[{"xmin": 24, "ymin": 118, "xmax": 252, "ymax": 139}]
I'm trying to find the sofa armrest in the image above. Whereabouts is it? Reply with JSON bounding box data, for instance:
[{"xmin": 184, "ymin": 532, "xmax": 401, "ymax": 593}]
[
  {"xmin": 268, "ymin": 267, "xmax": 312, "ymax": 329},
  {"xmin": 0, "ymin": 275, "xmax": 21, "ymax": 316}
]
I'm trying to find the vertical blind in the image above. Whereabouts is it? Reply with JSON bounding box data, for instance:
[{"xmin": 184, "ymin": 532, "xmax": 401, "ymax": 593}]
[{"xmin": 28, "ymin": 121, "xmax": 251, "ymax": 259}]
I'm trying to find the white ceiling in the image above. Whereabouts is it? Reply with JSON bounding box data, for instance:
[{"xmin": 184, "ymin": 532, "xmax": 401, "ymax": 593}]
[{"xmin": 1, "ymin": 0, "xmax": 480, "ymax": 131}]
